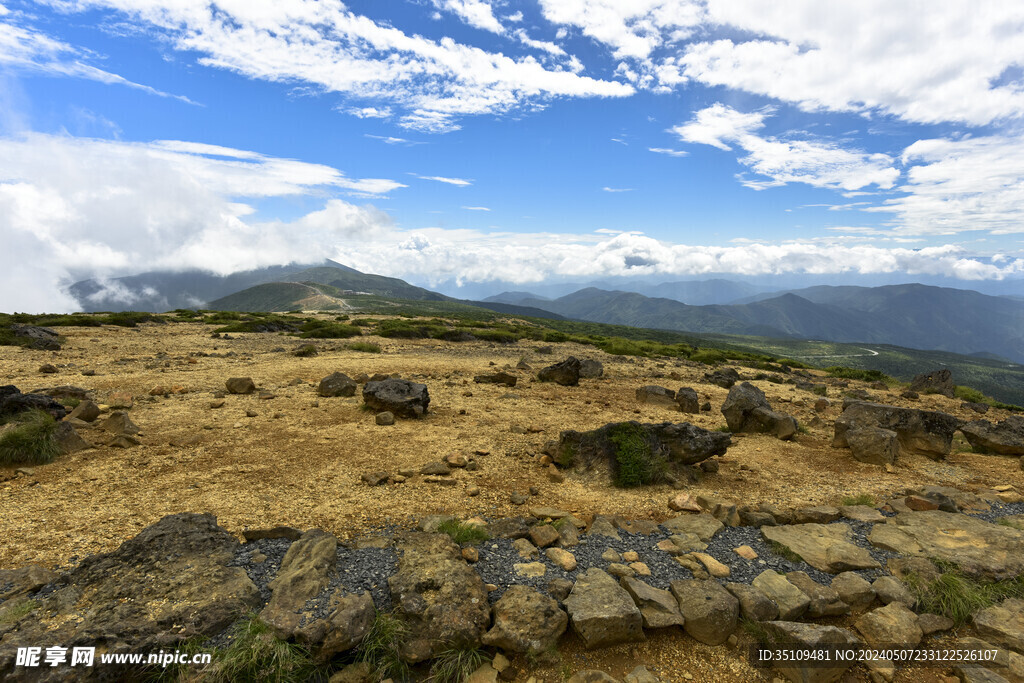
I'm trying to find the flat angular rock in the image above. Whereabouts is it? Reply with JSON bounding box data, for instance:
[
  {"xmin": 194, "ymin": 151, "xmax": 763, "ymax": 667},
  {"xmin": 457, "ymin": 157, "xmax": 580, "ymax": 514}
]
[
  {"xmin": 786, "ymin": 571, "xmax": 849, "ymax": 617},
  {"xmin": 318, "ymin": 372, "xmax": 357, "ymax": 397},
  {"xmin": 762, "ymin": 621, "xmax": 862, "ymax": 683},
  {"xmin": 538, "ymin": 357, "xmax": 581, "ymax": 386},
  {"xmin": 846, "ymin": 426, "xmax": 899, "ymax": 465},
  {"xmin": 529, "ymin": 524, "xmax": 560, "ymax": 549},
  {"xmin": 101, "ymin": 410, "xmax": 140, "ymax": 435},
  {"xmin": 753, "ymin": 570, "xmax": 809, "ymax": 621},
  {"xmin": 67, "ymin": 399, "xmax": 101, "ymax": 422},
  {"xmin": 636, "ymin": 385, "xmax": 676, "ymax": 406},
  {"xmin": 310, "ymin": 591, "xmax": 375, "ymax": 659},
  {"xmin": 871, "ymin": 576, "xmax": 915, "ymax": 608},
  {"xmin": 854, "ymin": 602, "xmax": 922, "ymax": 648},
  {"xmin": 363, "ymin": 378, "xmax": 429, "ymax": 418},
  {"xmin": 670, "ymin": 579, "xmax": 738, "ymax": 645},
  {"xmin": 474, "ymin": 372, "xmax": 517, "ymax": 387},
  {"xmin": 661, "ymin": 513, "xmax": 723, "ymax": 541},
  {"xmin": 482, "ymin": 585, "xmax": 567, "ymax": 655},
  {"xmin": 762, "ymin": 523, "xmax": 880, "ymax": 573},
  {"xmin": 725, "ymin": 582, "xmax": 778, "ymax": 622},
  {"xmin": 225, "ymin": 377, "xmax": 256, "ymax": 394},
  {"xmin": 793, "ymin": 506, "xmax": 841, "ymax": 524},
  {"xmin": 721, "ymin": 382, "xmax": 798, "ymax": 440},
  {"xmin": 961, "ymin": 417, "xmax": 1024, "ymax": 456},
  {"xmin": 261, "ymin": 529, "xmax": 338, "ymax": 639},
  {"xmin": 54, "ymin": 422, "xmax": 91, "ymax": 454},
  {"xmin": 973, "ymin": 598, "xmax": 1024, "ymax": 655},
  {"xmin": 870, "ymin": 511, "xmax": 1024, "ymax": 581},
  {"xmin": 830, "ymin": 572, "xmax": 875, "ymax": 611},
  {"xmin": 838, "ymin": 505, "xmax": 885, "ymax": 523},
  {"xmin": 564, "ymin": 568, "xmax": 644, "ymax": 648},
  {"xmin": 620, "ymin": 577, "xmax": 685, "ymax": 629}
]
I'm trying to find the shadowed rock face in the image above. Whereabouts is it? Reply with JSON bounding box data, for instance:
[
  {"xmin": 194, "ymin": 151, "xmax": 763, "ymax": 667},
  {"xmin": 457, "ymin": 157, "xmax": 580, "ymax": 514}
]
[
  {"xmin": 362, "ymin": 378, "xmax": 430, "ymax": 418},
  {"xmin": 0, "ymin": 386, "xmax": 67, "ymax": 420},
  {"xmin": 961, "ymin": 416, "xmax": 1024, "ymax": 455},
  {"xmin": 0, "ymin": 513, "xmax": 260, "ymax": 682},
  {"xmin": 721, "ymin": 382, "xmax": 798, "ymax": 440},
  {"xmin": 538, "ymin": 357, "xmax": 581, "ymax": 386},
  {"xmin": 553, "ymin": 421, "xmax": 730, "ymax": 485},
  {"xmin": 832, "ymin": 400, "xmax": 959, "ymax": 460},
  {"xmin": 909, "ymin": 368, "xmax": 955, "ymax": 398}
]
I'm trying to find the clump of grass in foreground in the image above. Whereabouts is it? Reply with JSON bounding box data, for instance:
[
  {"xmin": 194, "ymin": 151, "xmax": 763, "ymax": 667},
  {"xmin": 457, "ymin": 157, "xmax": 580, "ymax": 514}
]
[
  {"xmin": 347, "ymin": 341, "xmax": 382, "ymax": 353},
  {"xmin": 436, "ymin": 519, "xmax": 489, "ymax": 545},
  {"xmin": 0, "ymin": 599, "xmax": 38, "ymax": 625},
  {"xmin": 905, "ymin": 565, "xmax": 1024, "ymax": 626},
  {"xmin": 0, "ymin": 409, "xmax": 61, "ymax": 466},
  {"xmin": 841, "ymin": 493, "xmax": 876, "ymax": 507},
  {"xmin": 607, "ymin": 422, "xmax": 666, "ymax": 488},
  {"xmin": 211, "ymin": 615, "xmax": 323, "ymax": 683},
  {"xmin": 769, "ymin": 540, "xmax": 804, "ymax": 564},
  {"xmin": 358, "ymin": 611, "xmax": 410, "ymax": 682},
  {"xmin": 429, "ymin": 645, "xmax": 490, "ymax": 683}
]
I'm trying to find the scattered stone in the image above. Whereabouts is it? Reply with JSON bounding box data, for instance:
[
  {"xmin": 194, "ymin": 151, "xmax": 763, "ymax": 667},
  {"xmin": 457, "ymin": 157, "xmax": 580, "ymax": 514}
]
[
  {"xmin": 318, "ymin": 372, "xmax": 357, "ymax": 397},
  {"xmin": 362, "ymin": 378, "xmax": 430, "ymax": 418},
  {"xmin": 908, "ymin": 368, "xmax": 955, "ymax": 398},
  {"xmin": 793, "ymin": 506, "xmax": 841, "ymax": 524},
  {"xmin": 529, "ymin": 525, "xmax": 560, "ymax": 549},
  {"xmin": 579, "ymin": 359, "xmax": 604, "ymax": 379},
  {"xmin": 620, "ymin": 577, "xmax": 684, "ymax": 629},
  {"xmin": 662, "ymin": 514, "xmax": 724, "ymax": 541},
  {"xmin": 690, "ymin": 552, "xmax": 730, "ymax": 578},
  {"xmin": 547, "ymin": 547, "xmax": 578, "ymax": 571},
  {"xmin": 67, "ymin": 400, "xmax": 101, "ymax": 422},
  {"xmin": 375, "ymin": 411, "xmax": 395, "ymax": 426},
  {"xmin": 734, "ymin": 545, "xmax": 758, "ymax": 560},
  {"xmin": 361, "ymin": 471, "xmax": 389, "ymax": 487},
  {"xmin": 917, "ymin": 613, "xmax": 955, "ymax": 635},
  {"xmin": 564, "ymin": 568, "xmax": 645, "ymax": 649},
  {"xmin": 538, "ymin": 357, "xmax": 582, "ymax": 386},
  {"xmin": 515, "ymin": 562, "xmax": 547, "ymax": 578},
  {"xmin": 668, "ymin": 492, "xmax": 702, "ymax": 512},
  {"xmin": 838, "ymin": 505, "xmax": 886, "ymax": 523},
  {"xmin": 786, "ymin": 571, "xmax": 849, "ymax": 617},
  {"xmin": 725, "ymin": 583, "xmax": 778, "ymax": 622},
  {"xmin": 53, "ymin": 422, "xmax": 91, "ymax": 454},
  {"xmin": 830, "ymin": 572, "xmax": 876, "ymax": 611},
  {"xmin": 474, "ymin": 372, "xmax": 517, "ymax": 387},
  {"xmin": 636, "ymin": 385, "xmax": 676, "ymax": 407},
  {"xmin": 855, "ymin": 602, "xmax": 922, "ymax": 648},
  {"xmin": 973, "ymin": 598, "xmax": 1024, "ymax": 654},
  {"xmin": 675, "ymin": 387, "xmax": 700, "ymax": 414},
  {"xmin": 704, "ymin": 367, "xmax": 740, "ymax": 389},
  {"xmin": 762, "ymin": 621, "xmax": 862, "ymax": 683},
  {"xmin": 607, "ymin": 563, "xmax": 636, "ymax": 579},
  {"xmin": 721, "ymin": 382, "xmax": 797, "ymax": 440},
  {"xmin": 482, "ymin": 585, "xmax": 568, "ymax": 655},
  {"xmin": 762, "ymin": 524, "xmax": 880, "ymax": 573},
  {"xmin": 260, "ymin": 529, "xmax": 338, "ymax": 639},
  {"xmin": 225, "ymin": 377, "xmax": 256, "ymax": 394},
  {"xmin": 846, "ymin": 426, "xmax": 900, "ymax": 466},
  {"xmin": 670, "ymin": 579, "xmax": 739, "ymax": 646},
  {"xmin": 753, "ymin": 569, "xmax": 810, "ymax": 620}
]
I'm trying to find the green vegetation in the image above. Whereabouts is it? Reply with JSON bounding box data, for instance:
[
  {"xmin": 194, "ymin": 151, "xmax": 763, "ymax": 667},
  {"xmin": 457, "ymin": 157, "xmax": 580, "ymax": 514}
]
[
  {"xmin": 812, "ymin": 385, "xmax": 828, "ymax": 396},
  {"xmin": 823, "ymin": 366, "xmax": 893, "ymax": 383},
  {"xmin": 607, "ymin": 423, "xmax": 666, "ymax": 488},
  {"xmin": 715, "ymin": 425, "xmax": 731, "ymax": 433},
  {"xmin": 428, "ymin": 646, "xmax": 490, "ymax": 683},
  {"xmin": 841, "ymin": 493, "xmax": 876, "ymax": 507},
  {"xmin": 906, "ymin": 566, "xmax": 1024, "ymax": 626},
  {"xmin": 739, "ymin": 617, "xmax": 772, "ymax": 645},
  {"xmin": 212, "ymin": 615, "xmax": 323, "ymax": 683},
  {"xmin": 292, "ymin": 344, "xmax": 318, "ymax": 357},
  {"xmin": 436, "ymin": 519, "xmax": 489, "ymax": 545},
  {"xmin": 358, "ymin": 611, "xmax": 410, "ymax": 682},
  {"xmin": 0, "ymin": 409, "xmax": 61, "ymax": 466},
  {"xmin": 347, "ymin": 341, "xmax": 382, "ymax": 353},
  {"xmin": 769, "ymin": 540, "xmax": 804, "ymax": 564},
  {"xmin": 0, "ymin": 599, "xmax": 38, "ymax": 625}
]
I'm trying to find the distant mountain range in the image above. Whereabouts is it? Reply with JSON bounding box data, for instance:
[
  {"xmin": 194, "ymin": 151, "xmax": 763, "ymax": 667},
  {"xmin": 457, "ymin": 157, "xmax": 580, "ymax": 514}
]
[{"xmin": 494, "ymin": 284, "xmax": 1024, "ymax": 363}]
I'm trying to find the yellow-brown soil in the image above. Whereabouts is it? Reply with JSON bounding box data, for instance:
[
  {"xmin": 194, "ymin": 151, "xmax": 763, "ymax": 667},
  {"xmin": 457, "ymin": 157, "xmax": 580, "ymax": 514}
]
[{"xmin": 1, "ymin": 320, "xmax": 1021, "ymax": 682}]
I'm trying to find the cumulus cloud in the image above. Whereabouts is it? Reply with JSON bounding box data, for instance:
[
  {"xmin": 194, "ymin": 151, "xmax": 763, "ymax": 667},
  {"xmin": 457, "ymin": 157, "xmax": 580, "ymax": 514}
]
[
  {"xmin": 41, "ymin": 0, "xmax": 632, "ymax": 133},
  {"xmin": 673, "ymin": 103, "xmax": 899, "ymax": 191},
  {"xmin": 0, "ymin": 133, "xmax": 399, "ymax": 311}
]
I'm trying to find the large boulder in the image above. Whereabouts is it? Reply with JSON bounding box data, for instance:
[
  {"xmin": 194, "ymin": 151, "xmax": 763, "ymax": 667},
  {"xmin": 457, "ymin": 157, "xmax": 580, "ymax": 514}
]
[
  {"xmin": 0, "ymin": 514, "xmax": 260, "ymax": 682},
  {"xmin": 388, "ymin": 532, "xmax": 490, "ymax": 662},
  {"xmin": 8, "ymin": 324, "xmax": 61, "ymax": 350},
  {"xmin": 704, "ymin": 367, "xmax": 740, "ymax": 389},
  {"xmin": 670, "ymin": 579, "xmax": 738, "ymax": 646},
  {"xmin": 845, "ymin": 426, "xmax": 899, "ymax": 465},
  {"xmin": 761, "ymin": 524, "xmax": 880, "ymax": 573},
  {"xmin": 0, "ymin": 385, "xmax": 67, "ymax": 420},
  {"xmin": 721, "ymin": 382, "xmax": 798, "ymax": 440},
  {"xmin": 675, "ymin": 387, "xmax": 700, "ymax": 414},
  {"xmin": 908, "ymin": 368, "xmax": 955, "ymax": 398},
  {"xmin": 961, "ymin": 417, "xmax": 1024, "ymax": 456},
  {"xmin": 563, "ymin": 568, "xmax": 644, "ymax": 649},
  {"xmin": 362, "ymin": 379, "xmax": 430, "ymax": 418},
  {"xmin": 973, "ymin": 598, "xmax": 1024, "ymax": 655},
  {"xmin": 833, "ymin": 400, "xmax": 959, "ymax": 460},
  {"xmin": 318, "ymin": 372, "xmax": 357, "ymax": 397},
  {"xmin": 636, "ymin": 386, "xmax": 676, "ymax": 407},
  {"xmin": 482, "ymin": 585, "xmax": 567, "ymax": 655},
  {"xmin": 552, "ymin": 421, "xmax": 730, "ymax": 486},
  {"xmin": 538, "ymin": 357, "xmax": 582, "ymax": 386},
  {"xmin": 867, "ymin": 511, "xmax": 1024, "ymax": 581}
]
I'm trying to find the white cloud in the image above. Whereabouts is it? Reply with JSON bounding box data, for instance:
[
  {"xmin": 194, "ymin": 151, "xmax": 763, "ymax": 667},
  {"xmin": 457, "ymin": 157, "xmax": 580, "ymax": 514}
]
[
  {"xmin": 683, "ymin": 1, "xmax": 1024, "ymax": 126},
  {"xmin": 49, "ymin": 0, "xmax": 632, "ymax": 132},
  {"xmin": 348, "ymin": 106, "xmax": 392, "ymax": 119},
  {"xmin": 602, "ymin": 186, "xmax": 632, "ymax": 192},
  {"xmin": 867, "ymin": 135, "xmax": 1024, "ymax": 236},
  {"xmin": 431, "ymin": 0, "xmax": 505, "ymax": 34},
  {"xmin": 0, "ymin": 133, "xmax": 399, "ymax": 311},
  {"xmin": 413, "ymin": 174, "xmax": 473, "ymax": 186},
  {"xmin": 462, "ymin": 205, "xmax": 490, "ymax": 211},
  {"xmin": 648, "ymin": 147, "xmax": 688, "ymax": 157},
  {"xmin": 673, "ymin": 103, "xmax": 899, "ymax": 191},
  {"xmin": 365, "ymin": 134, "xmax": 421, "ymax": 145},
  {"xmin": 514, "ymin": 29, "xmax": 566, "ymax": 56},
  {"xmin": 0, "ymin": 18, "xmax": 196, "ymax": 103}
]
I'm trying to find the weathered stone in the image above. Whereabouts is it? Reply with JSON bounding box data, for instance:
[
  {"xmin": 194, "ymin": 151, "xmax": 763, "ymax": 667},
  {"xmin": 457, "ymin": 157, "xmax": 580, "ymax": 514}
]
[
  {"xmin": 361, "ymin": 471, "xmax": 389, "ymax": 486},
  {"xmin": 564, "ymin": 568, "xmax": 644, "ymax": 648},
  {"xmin": 624, "ymin": 666, "xmax": 660, "ymax": 683},
  {"xmin": 579, "ymin": 359, "xmax": 604, "ymax": 379},
  {"xmin": 961, "ymin": 417, "xmax": 1024, "ymax": 456},
  {"xmin": 721, "ymin": 382, "xmax": 798, "ymax": 440},
  {"xmin": 620, "ymin": 577, "xmax": 685, "ymax": 629},
  {"xmin": 762, "ymin": 524, "xmax": 880, "ymax": 573},
  {"xmin": 675, "ymin": 387, "xmax": 700, "ymax": 414},
  {"xmin": 830, "ymin": 572, "xmax": 875, "ymax": 611},
  {"xmin": 363, "ymin": 379, "xmax": 430, "ymax": 418},
  {"xmin": 529, "ymin": 524, "xmax": 560, "ymax": 549},
  {"xmin": 53, "ymin": 422, "xmax": 91, "ymax": 454},
  {"xmin": 833, "ymin": 401, "xmax": 959, "ymax": 460},
  {"xmin": 973, "ymin": 598, "xmax": 1024, "ymax": 655},
  {"xmin": 101, "ymin": 410, "xmax": 140, "ymax": 435},
  {"xmin": 661, "ymin": 514, "xmax": 724, "ymax": 541},
  {"xmin": 0, "ymin": 386, "xmax": 67, "ymax": 420},
  {"xmin": 725, "ymin": 583, "xmax": 779, "ymax": 622},
  {"xmin": 225, "ymin": 377, "xmax": 256, "ymax": 394},
  {"xmin": 854, "ymin": 602, "xmax": 922, "ymax": 648},
  {"xmin": 243, "ymin": 526, "xmax": 304, "ymax": 542},
  {"xmin": 792, "ymin": 506, "xmax": 841, "ymax": 525},
  {"xmin": 909, "ymin": 368, "xmax": 955, "ymax": 397},
  {"xmin": 668, "ymin": 492, "xmax": 702, "ymax": 512},
  {"xmin": 474, "ymin": 372, "xmax": 517, "ymax": 387},
  {"xmin": 0, "ymin": 565, "xmax": 57, "ymax": 602},
  {"xmin": 838, "ymin": 505, "xmax": 886, "ymax": 523},
  {"xmin": 318, "ymin": 372, "xmax": 357, "ymax": 397},
  {"xmin": 762, "ymin": 621, "xmax": 862, "ymax": 683},
  {"xmin": 689, "ymin": 552, "xmax": 731, "ymax": 578},
  {"xmin": 547, "ymin": 547, "xmax": 578, "ymax": 571},
  {"xmin": 587, "ymin": 516, "xmax": 621, "ymax": 540},
  {"xmin": 846, "ymin": 426, "xmax": 900, "ymax": 466},
  {"xmin": 871, "ymin": 576, "xmax": 915, "ymax": 608},
  {"xmin": 375, "ymin": 411, "xmax": 395, "ymax": 426},
  {"xmin": 670, "ymin": 579, "xmax": 739, "ymax": 646},
  {"xmin": 636, "ymin": 385, "xmax": 676, "ymax": 407},
  {"xmin": 515, "ymin": 562, "xmax": 547, "ymax": 578},
  {"xmin": 388, "ymin": 532, "xmax": 490, "ymax": 662},
  {"xmin": 704, "ymin": 367, "xmax": 740, "ymax": 389},
  {"xmin": 753, "ymin": 570, "xmax": 810, "ymax": 620},
  {"xmin": 67, "ymin": 400, "xmax": 101, "ymax": 423},
  {"xmin": 482, "ymin": 585, "xmax": 568, "ymax": 655},
  {"xmin": 312, "ymin": 591, "xmax": 375, "ymax": 659},
  {"xmin": 566, "ymin": 671, "xmax": 619, "ymax": 683},
  {"xmin": 8, "ymin": 324, "xmax": 61, "ymax": 350},
  {"xmin": 538, "ymin": 357, "xmax": 581, "ymax": 386},
  {"xmin": 786, "ymin": 572, "xmax": 849, "ymax": 617},
  {"xmin": 261, "ymin": 529, "xmax": 338, "ymax": 640},
  {"xmin": 917, "ymin": 613, "xmax": 955, "ymax": 635}
]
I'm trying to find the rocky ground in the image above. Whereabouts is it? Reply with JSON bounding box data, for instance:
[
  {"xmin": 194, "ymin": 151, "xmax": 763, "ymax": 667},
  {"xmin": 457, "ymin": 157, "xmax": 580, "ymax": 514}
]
[{"xmin": 1, "ymin": 318, "xmax": 1024, "ymax": 682}]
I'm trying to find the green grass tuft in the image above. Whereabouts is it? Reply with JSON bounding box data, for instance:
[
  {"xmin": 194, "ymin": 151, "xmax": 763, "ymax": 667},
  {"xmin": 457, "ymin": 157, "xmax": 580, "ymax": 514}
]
[
  {"xmin": 0, "ymin": 599, "xmax": 39, "ymax": 625},
  {"xmin": 906, "ymin": 565, "xmax": 1024, "ymax": 626},
  {"xmin": 769, "ymin": 540, "xmax": 804, "ymax": 564},
  {"xmin": 347, "ymin": 341, "xmax": 382, "ymax": 353},
  {"xmin": 607, "ymin": 422, "xmax": 666, "ymax": 488},
  {"xmin": 436, "ymin": 519, "xmax": 489, "ymax": 545},
  {"xmin": 0, "ymin": 409, "xmax": 61, "ymax": 466},
  {"xmin": 841, "ymin": 494, "xmax": 875, "ymax": 507},
  {"xmin": 292, "ymin": 344, "xmax": 318, "ymax": 357},
  {"xmin": 824, "ymin": 366, "xmax": 893, "ymax": 383},
  {"xmin": 211, "ymin": 614, "xmax": 323, "ymax": 683},
  {"xmin": 428, "ymin": 646, "xmax": 490, "ymax": 683},
  {"xmin": 357, "ymin": 611, "xmax": 411, "ymax": 682}
]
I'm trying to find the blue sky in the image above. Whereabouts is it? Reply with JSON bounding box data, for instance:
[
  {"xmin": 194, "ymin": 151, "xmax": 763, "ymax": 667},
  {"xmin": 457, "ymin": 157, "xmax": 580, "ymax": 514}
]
[{"xmin": 1, "ymin": 0, "xmax": 1024, "ymax": 311}]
